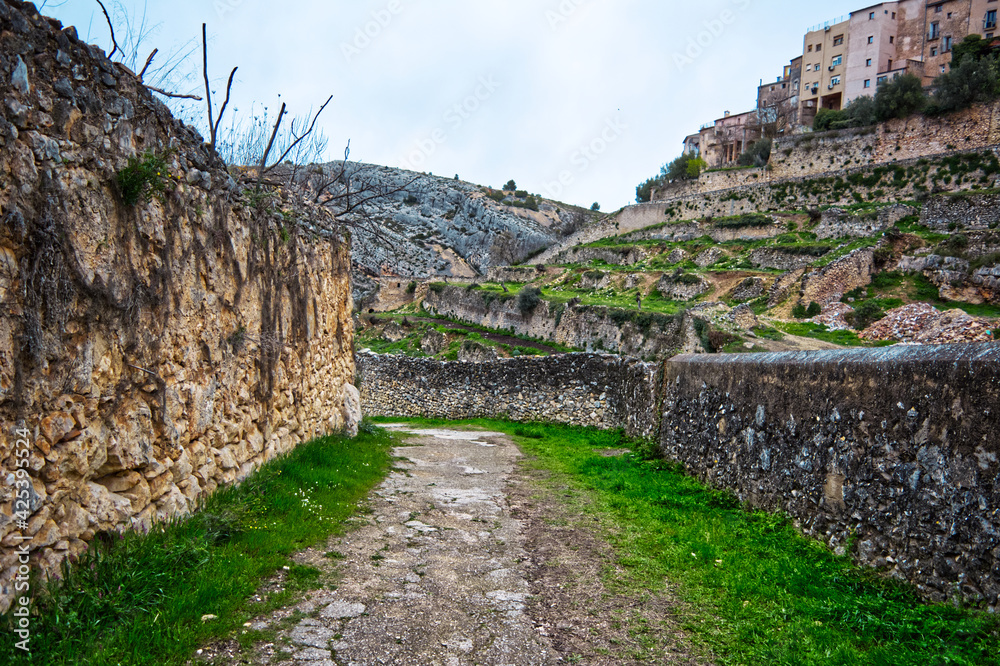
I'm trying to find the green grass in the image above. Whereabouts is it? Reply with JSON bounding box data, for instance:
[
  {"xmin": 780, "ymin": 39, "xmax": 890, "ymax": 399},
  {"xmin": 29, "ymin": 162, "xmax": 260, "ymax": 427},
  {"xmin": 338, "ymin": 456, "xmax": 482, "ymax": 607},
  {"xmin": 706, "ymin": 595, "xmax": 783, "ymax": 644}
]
[
  {"xmin": 774, "ymin": 321, "xmax": 878, "ymax": 347},
  {"xmin": 376, "ymin": 417, "xmax": 1000, "ymax": 665},
  {"xmin": 0, "ymin": 427, "xmax": 396, "ymax": 665}
]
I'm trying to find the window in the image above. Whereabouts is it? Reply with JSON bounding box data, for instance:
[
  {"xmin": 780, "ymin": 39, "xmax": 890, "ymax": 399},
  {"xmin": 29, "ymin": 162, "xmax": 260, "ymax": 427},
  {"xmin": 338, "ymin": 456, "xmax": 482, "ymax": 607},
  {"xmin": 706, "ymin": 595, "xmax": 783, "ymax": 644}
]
[
  {"xmin": 930, "ymin": 21, "xmax": 940, "ymax": 39},
  {"xmin": 888, "ymin": 59, "xmax": 893, "ymax": 69},
  {"xmin": 816, "ymin": 44, "xmax": 822, "ymax": 51},
  {"xmin": 935, "ymin": 5, "xmax": 942, "ymax": 13},
  {"xmin": 831, "ymin": 55, "xmax": 842, "ymax": 66},
  {"xmin": 889, "ymin": 36, "xmax": 894, "ymax": 44},
  {"xmin": 831, "ymin": 76, "xmax": 841, "ymax": 85},
  {"xmin": 892, "ymin": 12, "xmax": 896, "ymax": 19},
  {"xmin": 833, "ymin": 35, "xmax": 844, "ymax": 46},
  {"xmin": 877, "ymin": 75, "xmax": 888, "ymax": 84},
  {"xmin": 947, "ymin": 12, "xmax": 953, "ymax": 19},
  {"xmin": 941, "ymin": 64, "xmax": 947, "ymax": 73},
  {"xmin": 931, "ymin": 46, "xmax": 938, "ymax": 56},
  {"xmin": 864, "ymin": 79, "xmax": 871, "ymax": 88},
  {"xmin": 868, "ymin": 36, "xmax": 874, "ymax": 44},
  {"xmin": 989, "ymin": 33, "xmax": 995, "ymax": 39},
  {"xmin": 944, "ymin": 35, "xmax": 952, "ymax": 51},
  {"xmin": 988, "ymin": 10, "xmax": 998, "ymax": 30},
  {"xmin": 806, "ymin": 63, "xmax": 812, "ymax": 71},
  {"xmin": 866, "ymin": 58, "xmax": 872, "ymax": 67},
  {"xmin": 869, "ymin": 11, "xmax": 875, "ymax": 19},
  {"xmin": 808, "ymin": 44, "xmax": 813, "ymax": 52}
]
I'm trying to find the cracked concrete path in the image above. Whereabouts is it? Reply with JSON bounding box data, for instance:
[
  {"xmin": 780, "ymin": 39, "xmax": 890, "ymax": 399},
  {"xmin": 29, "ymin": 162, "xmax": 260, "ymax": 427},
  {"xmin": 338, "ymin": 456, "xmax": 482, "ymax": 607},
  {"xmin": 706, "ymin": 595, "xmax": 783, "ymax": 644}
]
[{"xmin": 203, "ymin": 426, "xmax": 708, "ymax": 666}]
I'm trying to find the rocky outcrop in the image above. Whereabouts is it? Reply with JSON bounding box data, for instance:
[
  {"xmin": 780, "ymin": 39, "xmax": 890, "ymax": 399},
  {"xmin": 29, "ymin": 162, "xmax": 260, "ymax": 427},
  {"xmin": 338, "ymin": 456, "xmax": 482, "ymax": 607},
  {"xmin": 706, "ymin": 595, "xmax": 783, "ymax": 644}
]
[
  {"xmin": 750, "ymin": 248, "xmax": 823, "ymax": 271},
  {"xmin": 554, "ymin": 245, "xmax": 650, "ymax": 266},
  {"xmin": 799, "ymin": 249, "xmax": 876, "ymax": 305},
  {"xmin": 0, "ymin": 1, "xmax": 356, "ymax": 612},
  {"xmin": 656, "ymin": 273, "xmax": 711, "ymax": 301},
  {"xmin": 813, "ymin": 205, "xmax": 918, "ymax": 239},
  {"xmin": 728, "ymin": 277, "xmax": 766, "ymax": 302}
]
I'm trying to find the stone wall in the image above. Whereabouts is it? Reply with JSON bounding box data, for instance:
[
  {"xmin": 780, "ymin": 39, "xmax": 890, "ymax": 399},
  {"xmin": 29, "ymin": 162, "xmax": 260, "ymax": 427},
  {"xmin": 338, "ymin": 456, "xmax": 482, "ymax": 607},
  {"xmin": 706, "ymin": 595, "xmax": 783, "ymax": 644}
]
[
  {"xmin": 357, "ymin": 352, "xmax": 661, "ymax": 440},
  {"xmin": 659, "ymin": 344, "xmax": 1000, "ymax": 610},
  {"xmin": 360, "ymin": 342, "xmax": 1000, "ymax": 609},
  {"xmin": 0, "ymin": 0, "xmax": 357, "ymax": 611},
  {"xmin": 422, "ymin": 285, "xmax": 699, "ymax": 359},
  {"xmin": 921, "ymin": 191, "xmax": 1000, "ymax": 231}
]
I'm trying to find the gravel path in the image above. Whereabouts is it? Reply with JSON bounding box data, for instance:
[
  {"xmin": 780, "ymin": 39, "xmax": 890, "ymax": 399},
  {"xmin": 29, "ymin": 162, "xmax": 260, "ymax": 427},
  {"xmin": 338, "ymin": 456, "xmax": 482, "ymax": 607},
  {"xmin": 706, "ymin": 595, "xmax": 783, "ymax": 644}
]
[{"xmin": 202, "ymin": 426, "xmax": 707, "ymax": 666}]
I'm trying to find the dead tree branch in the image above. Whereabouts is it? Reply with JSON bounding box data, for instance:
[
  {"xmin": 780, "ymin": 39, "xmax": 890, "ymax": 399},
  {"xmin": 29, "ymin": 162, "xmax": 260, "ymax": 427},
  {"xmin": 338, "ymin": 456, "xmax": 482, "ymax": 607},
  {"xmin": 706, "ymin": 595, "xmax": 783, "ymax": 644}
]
[
  {"xmin": 145, "ymin": 85, "xmax": 202, "ymax": 101},
  {"xmin": 138, "ymin": 48, "xmax": 157, "ymax": 81},
  {"xmin": 95, "ymin": 0, "xmax": 120, "ymax": 60}
]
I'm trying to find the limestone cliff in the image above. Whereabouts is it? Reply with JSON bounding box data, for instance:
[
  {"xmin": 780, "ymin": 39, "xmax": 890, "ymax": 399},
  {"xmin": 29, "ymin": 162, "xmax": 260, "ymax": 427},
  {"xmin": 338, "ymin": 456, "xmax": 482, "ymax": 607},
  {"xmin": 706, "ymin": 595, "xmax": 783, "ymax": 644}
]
[{"xmin": 0, "ymin": 0, "xmax": 357, "ymax": 611}]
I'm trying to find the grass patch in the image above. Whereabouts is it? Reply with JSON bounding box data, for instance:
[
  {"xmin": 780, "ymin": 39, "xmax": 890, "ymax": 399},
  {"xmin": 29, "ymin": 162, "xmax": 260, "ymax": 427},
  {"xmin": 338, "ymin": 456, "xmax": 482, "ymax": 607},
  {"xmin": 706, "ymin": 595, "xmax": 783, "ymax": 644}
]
[
  {"xmin": 1, "ymin": 428, "xmax": 396, "ymax": 665},
  {"xmin": 377, "ymin": 418, "xmax": 1000, "ymax": 665},
  {"xmin": 774, "ymin": 321, "xmax": 871, "ymax": 347}
]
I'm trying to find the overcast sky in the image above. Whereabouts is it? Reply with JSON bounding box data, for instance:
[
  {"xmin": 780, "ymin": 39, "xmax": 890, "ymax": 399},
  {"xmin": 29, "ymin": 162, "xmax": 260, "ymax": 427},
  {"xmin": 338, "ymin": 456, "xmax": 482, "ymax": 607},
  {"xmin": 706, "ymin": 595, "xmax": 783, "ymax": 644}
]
[{"xmin": 41, "ymin": 0, "xmax": 862, "ymax": 211}]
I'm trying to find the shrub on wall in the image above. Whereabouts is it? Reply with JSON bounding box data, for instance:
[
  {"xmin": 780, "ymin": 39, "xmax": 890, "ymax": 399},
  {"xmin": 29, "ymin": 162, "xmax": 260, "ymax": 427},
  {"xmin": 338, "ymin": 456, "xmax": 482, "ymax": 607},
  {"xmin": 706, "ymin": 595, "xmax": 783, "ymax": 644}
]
[
  {"xmin": 517, "ymin": 287, "xmax": 543, "ymax": 314},
  {"xmin": 874, "ymin": 74, "xmax": 926, "ymax": 121}
]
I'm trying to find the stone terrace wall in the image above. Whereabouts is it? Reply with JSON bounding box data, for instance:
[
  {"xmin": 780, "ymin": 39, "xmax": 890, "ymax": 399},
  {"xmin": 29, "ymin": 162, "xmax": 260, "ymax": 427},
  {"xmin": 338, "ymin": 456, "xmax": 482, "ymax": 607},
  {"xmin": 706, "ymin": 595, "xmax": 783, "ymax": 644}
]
[
  {"xmin": 357, "ymin": 352, "xmax": 661, "ymax": 440},
  {"xmin": 0, "ymin": 0, "xmax": 358, "ymax": 611},
  {"xmin": 360, "ymin": 343, "xmax": 1000, "ymax": 608},
  {"xmin": 659, "ymin": 344, "xmax": 1000, "ymax": 610}
]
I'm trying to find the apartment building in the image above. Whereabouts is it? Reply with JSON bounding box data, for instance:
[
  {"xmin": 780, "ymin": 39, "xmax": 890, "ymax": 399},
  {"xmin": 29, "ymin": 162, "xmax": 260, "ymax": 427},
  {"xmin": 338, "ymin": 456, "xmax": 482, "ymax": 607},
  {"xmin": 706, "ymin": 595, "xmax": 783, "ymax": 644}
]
[
  {"xmin": 685, "ymin": 1, "xmax": 1000, "ymax": 161},
  {"xmin": 799, "ymin": 16, "xmax": 851, "ymax": 126}
]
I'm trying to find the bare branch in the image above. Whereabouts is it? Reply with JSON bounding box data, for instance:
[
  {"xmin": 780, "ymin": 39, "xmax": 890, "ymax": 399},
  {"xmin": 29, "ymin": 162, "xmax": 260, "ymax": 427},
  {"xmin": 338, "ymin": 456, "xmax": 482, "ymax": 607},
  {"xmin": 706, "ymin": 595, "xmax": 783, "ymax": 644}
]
[
  {"xmin": 212, "ymin": 67, "xmax": 238, "ymax": 150},
  {"xmin": 95, "ymin": 0, "xmax": 120, "ymax": 60},
  {"xmin": 265, "ymin": 96, "xmax": 333, "ymax": 172},
  {"xmin": 258, "ymin": 102, "xmax": 287, "ymax": 183},
  {"xmin": 202, "ymin": 23, "xmax": 215, "ymax": 148},
  {"xmin": 145, "ymin": 85, "xmax": 202, "ymax": 100},
  {"xmin": 138, "ymin": 48, "xmax": 157, "ymax": 81}
]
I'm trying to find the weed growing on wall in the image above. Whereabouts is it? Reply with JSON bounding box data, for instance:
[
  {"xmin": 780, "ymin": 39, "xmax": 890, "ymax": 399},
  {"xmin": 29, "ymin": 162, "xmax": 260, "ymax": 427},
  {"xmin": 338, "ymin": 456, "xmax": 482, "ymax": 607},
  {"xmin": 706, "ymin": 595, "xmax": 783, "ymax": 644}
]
[{"xmin": 116, "ymin": 151, "xmax": 173, "ymax": 206}]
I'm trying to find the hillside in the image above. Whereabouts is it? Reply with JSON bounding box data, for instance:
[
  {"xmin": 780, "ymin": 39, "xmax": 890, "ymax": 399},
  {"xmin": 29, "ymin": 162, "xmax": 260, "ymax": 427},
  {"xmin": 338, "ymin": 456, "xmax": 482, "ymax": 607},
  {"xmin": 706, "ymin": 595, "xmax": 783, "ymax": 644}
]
[{"xmin": 310, "ymin": 163, "xmax": 601, "ymax": 303}]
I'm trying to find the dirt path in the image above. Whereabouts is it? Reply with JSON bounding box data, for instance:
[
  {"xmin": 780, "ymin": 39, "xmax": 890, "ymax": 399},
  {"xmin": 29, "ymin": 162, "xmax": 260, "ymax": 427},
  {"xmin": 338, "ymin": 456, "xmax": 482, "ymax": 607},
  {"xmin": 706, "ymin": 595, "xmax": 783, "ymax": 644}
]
[{"xmin": 203, "ymin": 427, "xmax": 707, "ymax": 666}]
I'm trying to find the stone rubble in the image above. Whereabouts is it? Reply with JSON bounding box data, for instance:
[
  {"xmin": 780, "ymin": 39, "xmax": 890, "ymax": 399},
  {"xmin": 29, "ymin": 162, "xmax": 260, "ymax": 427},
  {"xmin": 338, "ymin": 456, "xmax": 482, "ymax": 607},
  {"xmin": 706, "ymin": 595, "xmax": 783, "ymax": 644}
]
[{"xmin": 859, "ymin": 303, "xmax": 997, "ymax": 344}]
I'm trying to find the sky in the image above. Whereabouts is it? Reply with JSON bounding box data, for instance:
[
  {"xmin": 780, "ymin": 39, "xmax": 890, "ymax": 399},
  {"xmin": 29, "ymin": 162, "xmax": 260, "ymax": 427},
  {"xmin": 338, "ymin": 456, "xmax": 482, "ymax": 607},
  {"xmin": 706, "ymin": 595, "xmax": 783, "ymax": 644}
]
[{"xmin": 40, "ymin": 0, "xmax": 864, "ymax": 211}]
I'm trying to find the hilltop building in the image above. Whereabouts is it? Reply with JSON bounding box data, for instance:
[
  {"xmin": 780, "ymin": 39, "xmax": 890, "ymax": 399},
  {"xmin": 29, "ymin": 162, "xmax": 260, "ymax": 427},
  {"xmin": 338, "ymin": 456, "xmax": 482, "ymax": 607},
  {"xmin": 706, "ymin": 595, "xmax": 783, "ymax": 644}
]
[{"xmin": 688, "ymin": 0, "xmax": 1000, "ymax": 163}]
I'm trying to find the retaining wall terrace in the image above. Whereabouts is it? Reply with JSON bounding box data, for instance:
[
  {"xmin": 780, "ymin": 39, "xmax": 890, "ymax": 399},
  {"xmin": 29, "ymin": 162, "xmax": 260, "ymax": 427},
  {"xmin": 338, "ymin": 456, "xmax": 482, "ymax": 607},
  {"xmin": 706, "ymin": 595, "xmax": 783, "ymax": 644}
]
[
  {"xmin": 0, "ymin": 0, "xmax": 358, "ymax": 613},
  {"xmin": 357, "ymin": 352, "xmax": 661, "ymax": 440},
  {"xmin": 359, "ymin": 343, "xmax": 1000, "ymax": 609}
]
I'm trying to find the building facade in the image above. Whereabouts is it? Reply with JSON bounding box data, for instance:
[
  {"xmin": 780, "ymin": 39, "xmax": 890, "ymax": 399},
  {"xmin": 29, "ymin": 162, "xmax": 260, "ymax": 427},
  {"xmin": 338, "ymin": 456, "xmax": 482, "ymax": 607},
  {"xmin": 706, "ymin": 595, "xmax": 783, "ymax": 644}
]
[{"xmin": 685, "ymin": 1, "xmax": 1000, "ymax": 160}]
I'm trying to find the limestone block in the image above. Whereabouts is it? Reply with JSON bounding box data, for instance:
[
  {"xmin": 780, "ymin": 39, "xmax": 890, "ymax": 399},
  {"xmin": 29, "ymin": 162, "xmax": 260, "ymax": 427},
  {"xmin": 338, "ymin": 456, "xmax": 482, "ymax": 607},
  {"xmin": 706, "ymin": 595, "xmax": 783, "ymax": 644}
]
[
  {"xmin": 341, "ymin": 384, "xmax": 362, "ymax": 437},
  {"xmin": 79, "ymin": 482, "xmax": 132, "ymax": 527}
]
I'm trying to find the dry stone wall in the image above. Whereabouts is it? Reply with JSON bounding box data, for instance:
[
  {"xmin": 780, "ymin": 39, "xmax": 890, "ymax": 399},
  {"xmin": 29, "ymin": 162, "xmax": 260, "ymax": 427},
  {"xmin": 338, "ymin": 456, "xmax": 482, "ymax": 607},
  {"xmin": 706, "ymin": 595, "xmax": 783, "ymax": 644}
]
[
  {"xmin": 360, "ymin": 343, "xmax": 1000, "ymax": 609},
  {"xmin": 357, "ymin": 352, "xmax": 661, "ymax": 440},
  {"xmin": 0, "ymin": 0, "xmax": 357, "ymax": 611},
  {"xmin": 659, "ymin": 344, "xmax": 1000, "ymax": 610}
]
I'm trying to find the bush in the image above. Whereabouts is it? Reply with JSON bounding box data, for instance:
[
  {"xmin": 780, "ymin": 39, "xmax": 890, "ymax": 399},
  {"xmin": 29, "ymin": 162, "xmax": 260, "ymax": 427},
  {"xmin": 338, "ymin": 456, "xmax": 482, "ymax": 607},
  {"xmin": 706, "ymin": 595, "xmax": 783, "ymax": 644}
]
[
  {"xmin": 517, "ymin": 287, "xmax": 543, "ymax": 314},
  {"xmin": 806, "ymin": 301, "xmax": 822, "ymax": 317},
  {"xmin": 738, "ymin": 138, "xmax": 772, "ymax": 167},
  {"xmin": 405, "ymin": 281, "xmax": 417, "ymax": 294},
  {"xmin": 667, "ymin": 152, "xmax": 707, "ymax": 181},
  {"xmin": 813, "ymin": 108, "xmax": 846, "ymax": 131},
  {"xmin": 515, "ymin": 189, "xmax": 529, "ymax": 199},
  {"xmin": 874, "ymin": 74, "xmax": 926, "ymax": 121},
  {"xmin": 928, "ymin": 53, "xmax": 1000, "ymax": 115},
  {"xmin": 504, "ymin": 179, "xmax": 517, "ymax": 191},
  {"xmin": 116, "ymin": 150, "xmax": 171, "ymax": 206},
  {"xmin": 851, "ymin": 301, "xmax": 886, "ymax": 330}
]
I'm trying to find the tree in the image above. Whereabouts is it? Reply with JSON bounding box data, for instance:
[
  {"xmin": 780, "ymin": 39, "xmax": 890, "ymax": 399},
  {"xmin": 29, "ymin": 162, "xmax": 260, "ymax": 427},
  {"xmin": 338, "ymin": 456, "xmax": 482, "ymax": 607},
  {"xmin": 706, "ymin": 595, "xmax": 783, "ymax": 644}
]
[
  {"xmin": 813, "ymin": 96, "xmax": 877, "ymax": 131},
  {"xmin": 738, "ymin": 138, "xmax": 772, "ymax": 167},
  {"xmin": 666, "ymin": 152, "xmax": 706, "ymax": 180},
  {"xmin": 590, "ymin": 202, "xmax": 601, "ymax": 211},
  {"xmin": 503, "ymin": 179, "xmax": 517, "ymax": 192},
  {"xmin": 952, "ymin": 34, "xmax": 994, "ymax": 68},
  {"xmin": 635, "ymin": 175, "xmax": 662, "ymax": 203},
  {"xmin": 874, "ymin": 74, "xmax": 927, "ymax": 121},
  {"xmin": 928, "ymin": 42, "xmax": 1000, "ymax": 114}
]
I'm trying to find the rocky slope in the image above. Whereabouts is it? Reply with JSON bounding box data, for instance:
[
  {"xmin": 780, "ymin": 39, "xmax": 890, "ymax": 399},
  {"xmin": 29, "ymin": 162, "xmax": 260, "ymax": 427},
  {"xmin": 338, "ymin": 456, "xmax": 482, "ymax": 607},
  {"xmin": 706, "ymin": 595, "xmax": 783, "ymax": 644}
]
[{"xmin": 315, "ymin": 163, "xmax": 597, "ymax": 302}]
